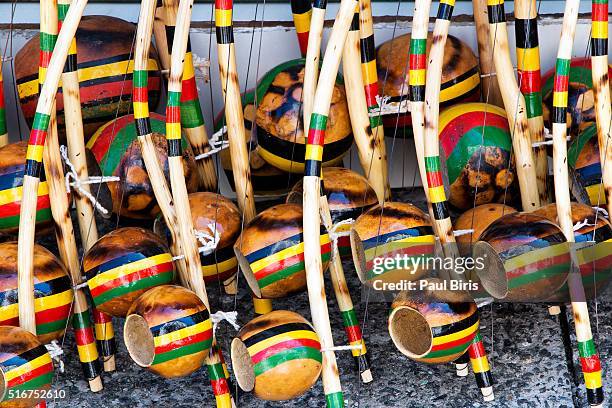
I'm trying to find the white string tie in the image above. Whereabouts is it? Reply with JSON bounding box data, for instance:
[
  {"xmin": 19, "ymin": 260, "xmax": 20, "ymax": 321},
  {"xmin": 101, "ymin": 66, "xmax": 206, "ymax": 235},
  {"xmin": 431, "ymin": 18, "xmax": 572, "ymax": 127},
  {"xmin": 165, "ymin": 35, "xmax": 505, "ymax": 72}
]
[
  {"xmin": 475, "ymin": 297, "xmax": 495, "ymax": 309},
  {"xmin": 194, "ymin": 126, "xmax": 229, "ymax": 160},
  {"xmin": 60, "ymin": 145, "xmax": 119, "ymax": 215},
  {"xmin": 593, "ymin": 206, "xmax": 609, "ymax": 219},
  {"xmin": 369, "ymin": 94, "xmax": 411, "ymax": 116},
  {"xmin": 320, "ymin": 344, "xmax": 363, "ymax": 353},
  {"xmin": 172, "ymin": 223, "xmax": 221, "ymax": 261},
  {"xmin": 191, "ymin": 53, "xmax": 211, "ymax": 83},
  {"xmin": 328, "ymin": 218, "xmax": 354, "ymax": 261},
  {"xmin": 210, "ymin": 310, "xmax": 240, "ymax": 338},
  {"xmin": 73, "ymin": 281, "xmax": 89, "ymax": 291},
  {"xmin": 453, "ymin": 229, "xmax": 475, "ymax": 237},
  {"xmin": 574, "ymin": 218, "xmax": 596, "ymax": 231},
  {"xmin": 533, "ymin": 128, "xmax": 569, "ymax": 147},
  {"xmin": 480, "ymin": 72, "xmax": 497, "ymax": 78},
  {"xmin": 45, "ymin": 340, "xmax": 65, "ymax": 373}
]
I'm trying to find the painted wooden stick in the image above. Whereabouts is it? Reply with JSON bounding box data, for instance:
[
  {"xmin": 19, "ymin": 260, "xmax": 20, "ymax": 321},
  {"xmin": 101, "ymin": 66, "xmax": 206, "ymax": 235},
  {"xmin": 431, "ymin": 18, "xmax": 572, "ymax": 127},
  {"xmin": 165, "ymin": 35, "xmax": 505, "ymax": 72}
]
[
  {"xmin": 357, "ymin": 0, "xmax": 390, "ymax": 202},
  {"xmin": 423, "ymin": 0, "xmax": 460, "ymax": 261},
  {"xmin": 0, "ymin": 63, "xmax": 7, "ymax": 147},
  {"xmin": 472, "ymin": 0, "xmax": 503, "ymax": 107},
  {"xmin": 304, "ymin": 0, "xmax": 358, "ymax": 405},
  {"xmin": 163, "ymin": 0, "xmax": 217, "ymax": 192},
  {"xmin": 551, "ymin": 2, "xmax": 603, "ymax": 405},
  {"xmin": 342, "ymin": 7, "xmax": 389, "ymax": 205},
  {"xmin": 58, "ymin": 0, "xmax": 116, "ymax": 373},
  {"xmin": 291, "ymin": 0, "xmax": 312, "ymax": 57},
  {"xmin": 132, "ymin": 0, "xmax": 190, "ymax": 288},
  {"xmin": 408, "ymin": 0, "xmax": 439, "ymax": 228},
  {"xmin": 43, "ymin": 0, "xmax": 102, "ymax": 392},
  {"xmin": 468, "ymin": 332, "xmax": 494, "ymax": 401},
  {"xmin": 214, "ymin": 0, "xmax": 272, "ymax": 316},
  {"xmin": 166, "ymin": 3, "xmax": 235, "ymax": 406},
  {"xmin": 514, "ymin": 0, "xmax": 549, "ymax": 204},
  {"xmin": 487, "ymin": 0, "xmax": 540, "ymax": 211},
  {"xmin": 303, "ymin": 0, "xmax": 327, "ymax": 131},
  {"xmin": 591, "ymin": 0, "xmax": 612, "ymax": 216}
]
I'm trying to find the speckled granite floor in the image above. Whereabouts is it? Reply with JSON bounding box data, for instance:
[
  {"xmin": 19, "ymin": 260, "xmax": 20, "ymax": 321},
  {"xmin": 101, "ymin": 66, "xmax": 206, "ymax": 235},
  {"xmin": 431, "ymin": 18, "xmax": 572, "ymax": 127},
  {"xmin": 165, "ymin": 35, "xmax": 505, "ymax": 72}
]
[{"xmin": 32, "ymin": 190, "xmax": 612, "ymax": 408}]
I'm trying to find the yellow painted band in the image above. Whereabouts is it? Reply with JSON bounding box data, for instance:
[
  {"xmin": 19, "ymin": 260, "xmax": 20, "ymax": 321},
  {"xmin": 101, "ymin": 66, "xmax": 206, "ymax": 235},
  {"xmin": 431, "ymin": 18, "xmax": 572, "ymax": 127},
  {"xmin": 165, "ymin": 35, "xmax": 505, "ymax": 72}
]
[
  {"xmin": 305, "ymin": 144, "xmax": 324, "ymax": 162},
  {"xmin": 584, "ymin": 371, "xmax": 603, "ymax": 389},
  {"xmin": 470, "ymin": 355, "xmax": 490, "ymax": 373},
  {"xmin": 132, "ymin": 101, "xmax": 150, "ymax": 119},
  {"xmin": 252, "ymin": 297, "xmax": 273, "ymax": 315},
  {"xmin": 349, "ymin": 339, "xmax": 367, "ymax": 357},
  {"xmin": 0, "ymin": 181, "xmax": 49, "ymax": 206},
  {"xmin": 183, "ymin": 52, "xmax": 195, "ymax": 81},
  {"xmin": 38, "ymin": 67, "xmax": 47, "ymax": 85},
  {"xmin": 293, "ymin": 10, "xmax": 312, "ymax": 33},
  {"xmin": 586, "ymin": 184, "xmax": 606, "ymax": 205},
  {"xmin": 166, "ymin": 123, "xmax": 182, "ymax": 140},
  {"xmin": 246, "ymin": 330, "xmax": 319, "ymax": 356},
  {"xmin": 257, "ymin": 145, "xmax": 345, "ymax": 174},
  {"xmin": 364, "ymin": 235, "xmax": 435, "ymax": 260},
  {"xmin": 77, "ymin": 342, "xmax": 99, "ymax": 363},
  {"xmin": 202, "ymin": 256, "xmax": 237, "ymax": 277},
  {"xmin": 428, "ymin": 185, "xmax": 447, "ymax": 203},
  {"xmin": 25, "ymin": 144, "xmax": 45, "ymax": 163},
  {"xmin": 215, "ymin": 394, "xmax": 233, "ymax": 408},
  {"xmin": 409, "ymin": 69, "xmax": 426, "ymax": 86},
  {"xmin": 487, "ymin": 0, "xmax": 503, "ymax": 5},
  {"xmin": 215, "ymin": 9, "xmax": 232, "ymax": 27},
  {"xmin": 516, "ymin": 47, "xmax": 541, "ymax": 71},
  {"xmin": 553, "ymin": 92, "xmax": 568, "ymax": 108},
  {"xmin": 361, "ymin": 60, "xmax": 378, "ymax": 84},
  {"xmin": 592, "ymin": 21, "xmax": 608, "ymax": 39},
  {"xmin": 432, "ymin": 321, "xmax": 479, "ymax": 345},
  {"xmin": 440, "ymin": 72, "xmax": 480, "ymax": 103},
  {"xmin": 4, "ymin": 353, "xmax": 52, "ymax": 381},
  {"xmin": 503, "ymin": 242, "xmax": 570, "ymax": 271},
  {"xmin": 87, "ymin": 253, "xmax": 173, "ymax": 290},
  {"xmin": 95, "ymin": 322, "xmax": 114, "ymax": 339},
  {"xmin": 35, "ymin": 289, "xmax": 73, "ymax": 312}
]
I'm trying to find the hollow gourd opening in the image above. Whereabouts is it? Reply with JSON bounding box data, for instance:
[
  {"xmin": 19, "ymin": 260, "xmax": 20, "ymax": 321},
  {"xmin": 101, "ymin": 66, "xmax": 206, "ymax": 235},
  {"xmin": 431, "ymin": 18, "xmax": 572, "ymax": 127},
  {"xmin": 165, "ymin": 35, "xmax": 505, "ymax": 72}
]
[
  {"xmin": 0, "ymin": 366, "xmax": 5, "ymax": 402},
  {"xmin": 234, "ymin": 246, "xmax": 262, "ymax": 298},
  {"xmin": 473, "ymin": 241, "xmax": 509, "ymax": 299},
  {"xmin": 231, "ymin": 338, "xmax": 255, "ymax": 392},
  {"xmin": 350, "ymin": 229, "xmax": 367, "ymax": 283},
  {"xmin": 388, "ymin": 306, "xmax": 432, "ymax": 359},
  {"xmin": 124, "ymin": 314, "xmax": 155, "ymax": 367}
]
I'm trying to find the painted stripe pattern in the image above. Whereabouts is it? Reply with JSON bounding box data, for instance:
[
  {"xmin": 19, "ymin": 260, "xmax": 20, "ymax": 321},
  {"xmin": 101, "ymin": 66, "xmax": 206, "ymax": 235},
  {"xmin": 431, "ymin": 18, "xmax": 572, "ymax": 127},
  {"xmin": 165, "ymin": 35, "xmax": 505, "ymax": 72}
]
[
  {"xmin": 85, "ymin": 252, "xmax": 175, "ymax": 308},
  {"xmin": 468, "ymin": 332, "xmax": 493, "ymax": 389},
  {"xmin": 201, "ymin": 245, "xmax": 238, "ymax": 284},
  {"xmin": 0, "ymin": 274, "xmax": 73, "ymax": 340},
  {"xmin": 551, "ymin": 58, "xmax": 571, "ymax": 124},
  {"xmin": 358, "ymin": 0, "xmax": 382, "ymax": 129},
  {"xmin": 425, "ymin": 156, "xmax": 450, "ymax": 219},
  {"xmin": 166, "ymin": 89, "xmax": 183, "ymax": 157},
  {"xmin": 207, "ymin": 343, "xmax": 233, "ymax": 407},
  {"xmin": 58, "ymin": 0, "xmax": 77, "ymax": 75},
  {"xmin": 591, "ymin": 0, "xmax": 608, "ymax": 57},
  {"xmin": 515, "ymin": 15, "xmax": 543, "ymax": 119},
  {"xmin": 578, "ymin": 338, "xmax": 603, "ymax": 404},
  {"xmin": 305, "ymin": 112, "xmax": 327, "ymax": 177},
  {"xmin": 150, "ymin": 310, "xmax": 213, "ymax": 365},
  {"xmin": 0, "ymin": 167, "xmax": 52, "ymax": 231},
  {"xmin": 291, "ymin": 0, "xmax": 312, "ymax": 57},
  {"xmin": 92, "ymin": 307, "xmax": 116, "ymax": 361},
  {"xmin": 0, "ymin": 344, "xmax": 53, "ymax": 401},
  {"xmin": 487, "ymin": 0, "xmax": 506, "ymax": 25},
  {"xmin": 215, "ymin": 0, "xmax": 234, "ymax": 45},
  {"xmin": 132, "ymin": 68, "xmax": 152, "ymax": 137},
  {"xmin": 165, "ymin": 26, "xmax": 205, "ymax": 131},
  {"xmin": 408, "ymin": 38, "xmax": 427, "ymax": 104},
  {"xmin": 420, "ymin": 310, "xmax": 479, "ymax": 362},
  {"xmin": 243, "ymin": 322, "xmax": 322, "ymax": 377},
  {"xmin": 245, "ymin": 230, "xmax": 332, "ymax": 289},
  {"xmin": 72, "ymin": 309, "xmax": 102, "ymax": 380},
  {"xmin": 340, "ymin": 309, "xmax": 367, "ymax": 357}
]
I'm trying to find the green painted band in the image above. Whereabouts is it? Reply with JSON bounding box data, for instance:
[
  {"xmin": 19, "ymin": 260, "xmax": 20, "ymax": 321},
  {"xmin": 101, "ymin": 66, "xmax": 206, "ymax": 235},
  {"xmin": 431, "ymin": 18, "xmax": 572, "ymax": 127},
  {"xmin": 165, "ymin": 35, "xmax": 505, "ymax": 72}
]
[
  {"xmin": 8, "ymin": 372, "xmax": 53, "ymax": 393},
  {"xmin": 253, "ymin": 346, "xmax": 322, "ymax": 376},
  {"xmin": 555, "ymin": 58, "xmax": 571, "ymax": 76},
  {"xmin": 132, "ymin": 70, "xmax": 149, "ymax": 88},
  {"xmin": 58, "ymin": 4, "xmax": 69, "ymax": 20},
  {"xmin": 258, "ymin": 252, "xmax": 330, "ymax": 288},
  {"xmin": 326, "ymin": 391, "xmax": 345, "ymax": 408},
  {"xmin": 0, "ymin": 208, "xmax": 52, "ymax": 229},
  {"xmin": 0, "ymin": 108, "xmax": 6, "ymax": 135},
  {"xmin": 472, "ymin": 332, "xmax": 482, "ymax": 343},
  {"xmin": 409, "ymin": 38, "xmax": 427, "ymax": 55},
  {"xmin": 578, "ymin": 338, "xmax": 597, "ymax": 357},
  {"xmin": 309, "ymin": 112, "xmax": 328, "ymax": 131},
  {"xmin": 207, "ymin": 362, "xmax": 225, "ymax": 380},
  {"xmin": 152, "ymin": 339, "xmax": 211, "ymax": 365},
  {"xmin": 180, "ymin": 98, "xmax": 205, "ymax": 128},
  {"xmin": 524, "ymin": 92, "xmax": 543, "ymax": 118},
  {"xmin": 369, "ymin": 114, "xmax": 382, "ymax": 129},
  {"xmin": 592, "ymin": 0, "xmax": 607, "ymax": 4},
  {"xmin": 32, "ymin": 112, "xmax": 51, "ymax": 131},
  {"xmin": 425, "ymin": 156, "xmax": 441, "ymax": 172},
  {"xmin": 39, "ymin": 33, "xmax": 58, "ymax": 52},
  {"xmin": 167, "ymin": 91, "xmax": 181, "ymax": 107},
  {"xmin": 341, "ymin": 309, "xmax": 359, "ymax": 327},
  {"xmin": 426, "ymin": 341, "xmax": 471, "ymax": 358},
  {"xmin": 37, "ymin": 318, "xmax": 69, "ymax": 335},
  {"xmin": 507, "ymin": 262, "xmax": 570, "ymax": 290},
  {"xmin": 72, "ymin": 310, "xmax": 93, "ymax": 330}
]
